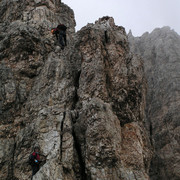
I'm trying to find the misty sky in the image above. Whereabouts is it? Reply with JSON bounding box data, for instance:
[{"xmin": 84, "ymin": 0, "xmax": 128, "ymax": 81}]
[{"xmin": 62, "ymin": 0, "xmax": 180, "ymax": 36}]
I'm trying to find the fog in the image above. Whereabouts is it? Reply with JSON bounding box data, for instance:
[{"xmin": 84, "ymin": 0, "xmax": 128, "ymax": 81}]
[{"xmin": 62, "ymin": 0, "xmax": 180, "ymax": 36}]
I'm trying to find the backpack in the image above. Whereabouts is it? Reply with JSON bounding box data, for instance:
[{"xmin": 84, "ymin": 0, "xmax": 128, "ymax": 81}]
[
  {"xmin": 28, "ymin": 153, "xmax": 36, "ymax": 165},
  {"xmin": 57, "ymin": 24, "xmax": 67, "ymax": 31}
]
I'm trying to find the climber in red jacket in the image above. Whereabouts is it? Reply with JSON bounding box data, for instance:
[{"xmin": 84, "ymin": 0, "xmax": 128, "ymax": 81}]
[{"xmin": 29, "ymin": 146, "xmax": 40, "ymax": 179}]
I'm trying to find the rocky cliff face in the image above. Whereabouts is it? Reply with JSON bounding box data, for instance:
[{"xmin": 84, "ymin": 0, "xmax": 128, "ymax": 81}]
[
  {"xmin": 0, "ymin": 1, "xmax": 153, "ymax": 180},
  {"xmin": 129, "ymin": 27, "xmax": 180, "ymax": 180}
]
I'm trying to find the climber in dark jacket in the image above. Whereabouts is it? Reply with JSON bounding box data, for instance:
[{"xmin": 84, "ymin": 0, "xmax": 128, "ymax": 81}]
[
  {"xmin": 57, "ymin": 24, "xmax": 67, "ymax": 49},
  {"xmin": 51, "ymin": 24, "xmax": 67, "ymax": 49},
  {"xmin": 29, "ymin": 146, "xmax": 40, "ymax": 179}
]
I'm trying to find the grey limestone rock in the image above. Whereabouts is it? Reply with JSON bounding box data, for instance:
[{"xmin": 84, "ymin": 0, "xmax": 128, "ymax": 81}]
[
  {"xmin": 0, "ymin": 1, "xmax": 153, "ymax": 180},
  {"xmin": 129, "ymin": 27, "xmax": 180, "ymax": 180}
]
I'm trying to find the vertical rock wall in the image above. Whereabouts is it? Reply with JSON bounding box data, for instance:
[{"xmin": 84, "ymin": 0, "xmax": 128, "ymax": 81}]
[
  {"xmin": 0, "ymin": 1, "xmax": 152, "ymax": 180},
  {"xmin": 0, "ymin": 0, "xmax": 76, "ymax": 179},
  {"xmin": 73, "ymin": 18, "xmax": 152, "ymax": 179},
  {"xmin": 129, "ymin": 27, "xmax": 180, "ymax": 180}
]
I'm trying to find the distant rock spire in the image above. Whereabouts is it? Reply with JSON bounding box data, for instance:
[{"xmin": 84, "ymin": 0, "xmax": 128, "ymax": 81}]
[{"xmin": 128, "ymin": 29, "xmax": 133, "ymax": 36}]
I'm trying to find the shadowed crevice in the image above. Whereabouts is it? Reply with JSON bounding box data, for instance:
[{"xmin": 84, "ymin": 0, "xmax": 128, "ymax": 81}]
[
  {"xmin": 71, "ymin": 70, "xmax": 88, "ymax": 180},
  {"xmin": 60, "ymin": 111, "xmax": 66, "ymax": 162}
]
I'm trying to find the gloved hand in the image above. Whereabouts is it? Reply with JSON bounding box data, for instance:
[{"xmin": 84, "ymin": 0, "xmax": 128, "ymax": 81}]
[{"xmin": 35, "ymin": 159, "xmax": 38, "ymax": 163}]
